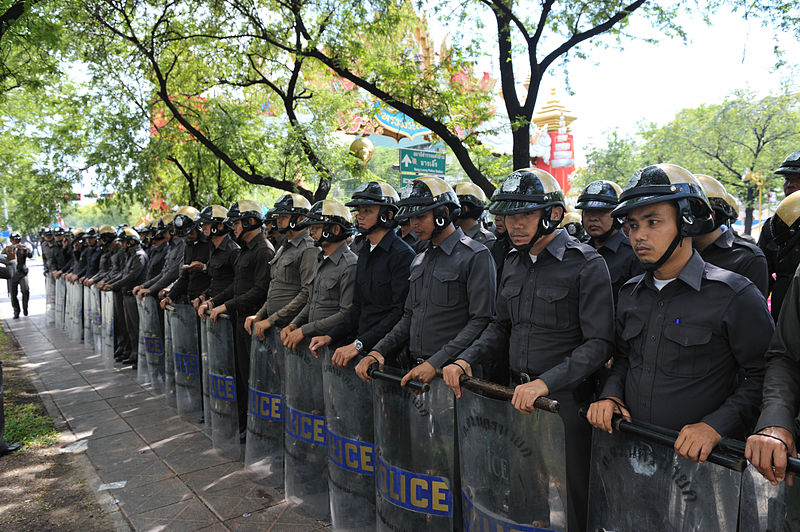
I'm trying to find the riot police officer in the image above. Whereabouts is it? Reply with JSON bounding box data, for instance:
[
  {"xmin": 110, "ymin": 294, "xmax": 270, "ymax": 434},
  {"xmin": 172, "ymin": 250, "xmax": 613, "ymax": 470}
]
[
  {"xmin": 693, "ymin": 173, "xmax": 769, "ymax": 297},
  {"xmin": 444, "ymin": 168, "xmax": 615, "ymax": 532},
  {"xmin": 160, "ymin": 206, "xmax": 210, "ymax": 307},
  {"xmin": 134, "ymin": 214, "xmax": 172, "ymax": 298},
  {"xmin": 577, "ymin": 179, "xmax": 642, "ymax": 302},
  {"xmin": 587, "ymin": 164, "xmax": 772, "ymax": 461},
  {"xmin": 3, "ymin": 232, "xmax": 33, "ymax": 318},
  {"xmin": 759, "ymin": 151, "xmax": 800, "ymax": 318},
  {"xmin": 140, "ymin": 210, "xmax": 187, "ymax": 300},
  {"xmin": 355, "ymin": 176, "xmax": 496, "ymax": 384},
  {"xmin": 558, "ymin": 211, "xmax": 588, "ymax": 243},
  {"xmin": 41, "ymin": 228, "xmax": 55, "ymax": 275},
  {"xmin": 195, "ymin": 205, "xmax": 239, "ymax": 311},
  {"xmin": 246, "ymin": 193, "xmax": 317, "ymax": 339},
  {"xmin": 454, "ymin": 182, "xmax": 497, "ymax": 250}
]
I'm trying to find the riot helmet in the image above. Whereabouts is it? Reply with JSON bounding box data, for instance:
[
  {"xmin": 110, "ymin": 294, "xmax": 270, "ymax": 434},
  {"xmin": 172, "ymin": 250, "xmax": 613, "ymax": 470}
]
[
  {"xmin": 300, "ymin": 199, "xmax": 354, "ymax": 243},
  {"xmin": 345, "ymin": 181, "xmax": 400, "ymax": 234},
  {"xmin": 9, "ymin": 232, "xmax": 21, "ymax": 241},
  {"xmin": 197, "ymin": 204, "xmax": 229, "ymax": 235},
  {"xmin": 153, "ymin": 214, "xmax": 173, "ymax": 238},
  {"xmin": 272, "ymin": 193, "xmax": 311, "ymax": 233},
  {"xmin": 725, "ymin": 193, "xmax": 741, "ymax": 223},
  {"xmin": 488, "ymin": 168, "xmax": 566, "ymax": 251},
  {"xmin": 558, "ymin": 212, "xmax": 587, "ymax": 242},
  {"xmin": 173, "ymin": 206, "xmax": 199, "ymax": 237},
  {"xmin": 576, "ymin": 179, "xmax": 624, "ymax": 239},
  {"xmin": 771, "ymin": 191, "xmax": 800, "ymax": 257},
  {"xmin": 397, "ymin": 176, "xmax": 460, "ymax": 236},
  {"xmin": 455, "ymin": 182, "xmax": 488, "ymax": 220},
  {"xmin": 98, "ymin": 225, "xmax": 116, "ymax": 243},
  {"xmin": 225, "ymin": 200, "xmax": 263, "ymax": 233},
  {"xmin": 775, "ymin": 151, "xmax": 800, "ymax": 176},
  {"xmin": 695, "ymin": 174, "xmax": 735, "ymax": 229},
  {"xmin": 122, "ymin": 226, "xmax": 141, "ymax": 245},
  {"xmin": 612, "ymin": 163, "xmax": 713, "ymax": 271}
]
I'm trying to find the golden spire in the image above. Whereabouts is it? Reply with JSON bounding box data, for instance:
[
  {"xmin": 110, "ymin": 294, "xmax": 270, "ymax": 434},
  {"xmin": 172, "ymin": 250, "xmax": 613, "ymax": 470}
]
[{"xmin": 532, "ymin": 88, "xmax": 577, "ymax": 132}]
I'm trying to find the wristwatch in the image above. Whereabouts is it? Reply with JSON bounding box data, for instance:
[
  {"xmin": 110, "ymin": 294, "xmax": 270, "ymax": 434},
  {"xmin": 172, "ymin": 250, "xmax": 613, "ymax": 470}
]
[{"xmin": 354, "ymin": 339, "xmax": 364, "ymax": 352}]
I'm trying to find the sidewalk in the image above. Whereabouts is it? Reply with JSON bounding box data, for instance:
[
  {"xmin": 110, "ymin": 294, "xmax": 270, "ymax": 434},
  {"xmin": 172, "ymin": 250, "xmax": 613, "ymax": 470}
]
[{"xmin": 2, "ymin": 267, "xmax": 330, "ymax": 531}]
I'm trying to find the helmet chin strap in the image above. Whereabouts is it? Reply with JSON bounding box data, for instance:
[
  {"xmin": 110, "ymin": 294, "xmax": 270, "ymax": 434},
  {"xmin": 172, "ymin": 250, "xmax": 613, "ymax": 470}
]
[
  {"xmin": 511, "ymin": 208, "xmax": 556, "ymax": 254},
  {"xmin": 357, "ymin": 206, "xmax": 390, "ymax": 235},
  {"xmin": 641, "ymin": 233, "xmax": 683, "ymax": 272}
]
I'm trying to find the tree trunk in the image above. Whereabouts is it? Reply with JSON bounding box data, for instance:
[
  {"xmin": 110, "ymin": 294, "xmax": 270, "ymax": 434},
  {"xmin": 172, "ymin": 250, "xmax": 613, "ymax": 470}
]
[
  {"xmin": 512, "ymin": 121, "xmax": 531, "ymax": 170},
  {"xmin": 744, "ymin": 184, "xmax": 755, "ymax": 235}
]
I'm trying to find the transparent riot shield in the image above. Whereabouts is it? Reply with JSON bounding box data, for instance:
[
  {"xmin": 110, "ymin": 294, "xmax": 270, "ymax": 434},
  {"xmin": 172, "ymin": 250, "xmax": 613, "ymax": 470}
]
[
  {"xmin": 141, "ymin": 296, "xmax": 165, "ymax": 394},
  {"xmin": 136, "ymin": 297, "xmax": 149, "ymax": 385},
  {"xmin": 101, "ymin": 290, "xmax": 115, "ymax": 368},
  {"xmin": 283, "ymin": 338, "xmax": 329, "ymax": 521},
  {"xmin": 458, "ymin": 387, "xmax": 567, "ymax": 531},
  {"xmin": 372, "ymin": 368, "xmax": 457, "ymax": 532},
  {"xmin": 322, "ymin": 347, "xmax": 376, "ymax": 532},
  {"xmin": 91, "ymin": 285, "xmax": 102, "ymax": 355},
  {"xmin": 244, "ymin": 329, "xmax": 284, "ymax": 486},
  {"xmin": 163, "ymin": 307, "xmax": 176, "ymax": 408},
  {"xmin": 69, "ymin": 282, "xmax": 83, "ymax": 341},
  {"xmin": 168, "ymin": 304, "xmax": 202, "ymax": 422},
  {"xmin": 64, "ymin": 279, "xmax": 72, "ymax": 331},
  {"xmin": 206, "ymin": 315, "xmax": 241, "ymax": 460},
  {"xmin": 739, "ymin": 464, "xmax": 800, "ymax": 530},
  {"xmin": 82, "ymin": 285, "xmax": 93, "ymax": 345},
  {"xmin": 45, "ymin": 275, "xmax": 55, "ymax": 325},
  {"xmin": 56, "ymin": 277, "xmax": 66, "ymax": 330},
  {"xmin": 587, "ymin": 428, "xmax": 742, "ymax": 531},
  {"xmin": 200, "ymin": 315, "xmax": 212, "ymax": 437}
]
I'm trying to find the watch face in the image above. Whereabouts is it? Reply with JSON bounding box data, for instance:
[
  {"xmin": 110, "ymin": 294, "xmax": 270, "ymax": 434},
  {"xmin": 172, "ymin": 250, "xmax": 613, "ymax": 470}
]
[{"xmin": 354, "ymin": 340, "xmax": 363, "ymax": 351}]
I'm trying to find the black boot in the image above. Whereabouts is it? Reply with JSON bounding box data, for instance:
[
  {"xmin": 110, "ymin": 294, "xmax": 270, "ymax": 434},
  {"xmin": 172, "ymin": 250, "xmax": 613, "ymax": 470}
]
[{"xmin": 22, "ymin": 291, "xmax": 29, "ymax": 316}]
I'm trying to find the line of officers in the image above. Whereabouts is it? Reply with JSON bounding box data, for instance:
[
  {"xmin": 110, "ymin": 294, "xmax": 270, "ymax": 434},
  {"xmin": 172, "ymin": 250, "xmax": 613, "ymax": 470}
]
[{"xmin": 40, "ymin": 152, "xmax": 800, "ymax": 531}]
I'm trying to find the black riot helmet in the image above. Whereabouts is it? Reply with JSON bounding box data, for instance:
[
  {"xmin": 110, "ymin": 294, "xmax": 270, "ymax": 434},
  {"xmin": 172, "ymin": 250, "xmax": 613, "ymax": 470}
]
[
  {"xmin": 488, "ymin": 168, "xmax": 566, "ymax": 251},
  {"xmin": 695, "ymin": 174, "xmax": 736, "ymax": 230},
  {"xmin": 173, "ymin": 206, "xmax": 199, "ymax": 237},
  {"xmin": 345, "ymin": 181, "xmax": 400, "ymax": 234},
  {"xmin": 576, "ymin": 179, "xmax": 624, "ymax": 239},
  {"xmin": 122, "ymin": 227, "xmax": 141, "ymax": 245},
  {"xmin": 225, "ymin": 200, "xmax": 263, "ymax": 233},
  {"xmin": 775, "ymin": 151, "xmax": 800, "ymax": 176},
  {"xmin": 272, "ymin": 193, "xmax": 311, "ymax": 233},
  {"xmin": 197, "ymin": 204, "xmax": 230, "ymax": 235},
  {"xmin": 9, "ymin": 232, "xmax": 21, "ymax": 241},
  {"xmin": 771, "ymin": 191, "xmax": 800, "ymax": 258},
  {"xmin": 454, "ymin": 182, "xmax": 488, "ymax": 220},
  {"xmin": 612, "ymin": 163, "xmax": 713, "ymax": 272},
  {"xmin": 153, "ymin": 214, "xmax": 174, "ymax": 238},
  {"xmin": 397, "ymin": 176, "xmax": 461, "ymax": 236},
  {"xmin": 299, "ymin": 199, "xmax": 355, "ymax": 243}
]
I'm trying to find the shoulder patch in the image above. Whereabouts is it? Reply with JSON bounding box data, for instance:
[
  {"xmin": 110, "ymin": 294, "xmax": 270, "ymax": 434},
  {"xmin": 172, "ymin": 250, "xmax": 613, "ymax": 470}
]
[
  {"xmin": 704, "ymin": 263, "xmax": 752, "ymax": 293},
  {"xmin": 731, "ymin": 236, "xmax": 766, "ymax": 258},
  {"xmin": 460, "ymin": 235, "xmax": 490, "ymax": 253},
  {"xmin": 564, "ymin": 238, "xmax": 600, "ymax": 260}
]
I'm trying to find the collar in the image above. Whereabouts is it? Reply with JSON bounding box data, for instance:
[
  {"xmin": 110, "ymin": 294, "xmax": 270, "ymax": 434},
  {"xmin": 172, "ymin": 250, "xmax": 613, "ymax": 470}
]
[
  {"xmin": 436, "ymin": 227, "xmax": 464, "ymax": 256},
  {"xmin": 598, "ymin": 230, "xmax": 626, "ymax": 252},
  {"xmin": 637, "ymin": 249, "xmax": 705, "ymax": 293},
  {"xmin": 542, "ymin": 229, "xmax": 569, "ymax": 261},
  {"xmin": 287, "ymin": 229, "xmax": 311, "ymax": 247},
  {"xmin": 243, "ymin": 233, "xmax": 263, "ymax": 250},
  {"xmin": 323, "ymin": 242, "xmax": 348, "ymax": 265},
  {"xmin": 375, "ymin": 229, "xmax": 396, "ymax": 252},
  {"xmin": 710, "ymin": 228, "xmax": 734, "ymax": 250}
]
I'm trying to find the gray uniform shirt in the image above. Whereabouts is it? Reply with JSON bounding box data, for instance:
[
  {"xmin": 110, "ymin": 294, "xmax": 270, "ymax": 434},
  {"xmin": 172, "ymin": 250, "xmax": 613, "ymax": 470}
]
[
  {"xmin": 42, "ymin": 242, "xmax": 55, "ymax": 271},
  {"xmin": 144, "ymin": 238, "xmax": 186, "ymax": 293},
  {"xmin": 102, "ymin": 247, "xmax": 128, "ymax": 285},
  {"xmin": 256, "ymin": 230, "xmax": 318, "ymax": 327},
  {"xmin": 460, "ymin": 229, "xmax": 615, "ymax": 393},
  {"xmin": 373, "ymin": 227, "xmax": 497, "ymax": 369},
  {"xmin": 143, "ymin": 240, "xmax": 169, "ymax": 283},
  {"xmin": 112, "ymin": 246, "xmax": 149, "ymax": 293},
  {"xmin": 463, "ymin": 223, "xmax": 497, "ymax": 250},
  {"xmin": 291, "ymin": 242, "xmax": 358, "ymax": 337}
]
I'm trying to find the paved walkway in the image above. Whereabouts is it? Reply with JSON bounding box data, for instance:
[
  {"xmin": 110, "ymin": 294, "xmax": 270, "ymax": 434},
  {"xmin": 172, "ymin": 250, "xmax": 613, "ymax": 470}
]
[{"xmin": 2, "ymin": 263, "xmax": 330, "ymax": 531}]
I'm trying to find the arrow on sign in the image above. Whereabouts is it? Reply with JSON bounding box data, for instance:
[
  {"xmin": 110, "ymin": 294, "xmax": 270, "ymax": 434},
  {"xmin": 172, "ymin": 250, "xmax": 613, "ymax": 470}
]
[{"xmin": 401, "ymin": 154, "xmax": 416, "ymax": 167}]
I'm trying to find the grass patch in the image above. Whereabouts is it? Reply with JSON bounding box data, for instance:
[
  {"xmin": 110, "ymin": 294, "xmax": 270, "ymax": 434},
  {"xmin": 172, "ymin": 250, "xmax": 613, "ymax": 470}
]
[{"xmin": 4, "ymin": 403, "xmax": 59, "ymax": 447}]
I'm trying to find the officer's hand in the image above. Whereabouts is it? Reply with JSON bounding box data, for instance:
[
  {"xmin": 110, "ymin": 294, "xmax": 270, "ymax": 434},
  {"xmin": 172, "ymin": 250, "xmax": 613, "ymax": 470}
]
[
  {"xmin": 442, "ymin": 360, "xmax": 472, "ymax": 399},
  {"xmin": 197, "ymin": 302, "xmax": 208, "ymax": 320},
  {"xmin": 192, "ymin": 296, "xmax": 203, "ymax": 310},
  {"xmin": 586, "ymin": 397, "xmax": 630, "ymax": 434},
  {"xmin": 185, "ymin": 260, "xmax": 205, "ymax": 271},
  {"xmin": 283, "ymin": 327, "xmax": 304, "ymax": 352},
  {"xmin": 139, "ymin": 288, "xmax": 152, "ymax": 299},
  {"xmin": 209, "ymin": 304, "xmax": 226, "ymax": 323},
  {"xmin": 746, "ymin": 426, "xmax": 797, "ymax": 485},
  {"xmin": 674, "ymin": 422, "xmax": 722, "ymax": 463},
  {"xmin": 511, "ymin": 379, "xmax": 550, "ymax": 415},
  {"xmin": 309, "ymin": 335, "xmax": 332, "ymax": 357},
  {"xmin": 160, "ymin": 297, "xmax": 171, "ymax": 310},
  {"xmin": 332, "ymin": 342, "xmax": 359, "ymax": 368},
  {"xmin": 244, "ymin": 315, "xmax": 258, "ymax": 335},
  {"xmin": 355, "ymin": 351, "xmax": 384, "ymax": 382},
  {"xmin": 280, "ymin": 323, "xmax": 296, "ymax": 344},
  {"xmin": 254, "ymin": 319, "xmax": 272, "ymax": 340},
  {"xmin": 401, "ymin": 361, "xmax": 436, "ymax": 388},
  {"xmin": 132, "ymin": 285, "xmax": 141, "ymax": 296},
  {"xmin": 158, "ymin": 289, "xmax": 168, "ymax": 299}
]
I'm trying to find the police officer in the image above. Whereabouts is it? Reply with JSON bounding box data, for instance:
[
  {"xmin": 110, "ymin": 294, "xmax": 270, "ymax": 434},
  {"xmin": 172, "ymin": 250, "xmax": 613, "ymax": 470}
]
[
  {"xmin": 3, "ymin": 232, "xmax": 33, "ymax": 318},
  {"xmin": 134, "ymin": 214, "xmax": 172, "ymax": 298},
  {"xmin": 41, "ymin": 228, "xmax": 55, "ymax": 275},
  {"xmin": 246, "ymin": 193, "xmax": 316, "ymax": 339},
  {"xmin": 355, "ymin": 176, "xmax": 496, "ymax": 384},
  {"xmin": 195, "ymin": 205, "xmax": 240, "ymax": 312},
  {"xmin": 281, "ymin": 200, "xmax": 358, "ymax": 350},
  {"xmin": 311, "ymin": 181, "xmax": 414, "ymax": 367},
  {"xmin": 444, "ymin": 168, "xmax": 615, "ymax": 532},
  {"xmin": 558, "ymin": 211, "xmax": 588, "ymax": 243},
  {"xmin": 490, "ymin": 212, "xmax": 511, "ymax": 277},
  {"xmin": 759, "ymin": 151, "xmax": 800, "ymax": 318},
  {"xmin": 79, "ymin": 228, "xmax": 104, "ymax": 282},
  {"xmin": 97, "ymin": 228, "xmax": 130, "ymax": 360},
  {"xmin": 395, "ymin": 218, "xmax": 426, "ymax": 253},
  {"xmin": 576, "ymin": 180, "xmax": 642, "ymax": 302},
  {"xmin": 263, "ymin": 208, "xmax": 286, "ymax": 251},
  {"xmin": 140, "ymin": 211, "xmax": 187, "ymax": 300},
  {"xmin": 203, "ymin": 200, "xmax": 274, "ymax": 431},
  {"xmin": 84, "ymin": 226, "xmax": 117, "ymax": 288},
  {"xmin": 587, "ymin": 164, "xmax": 772, "ymax": 460},
  {"xmin": 454, "ymin": 182, "xmax": 497, "ymax": 250},
  {"xmin": 161, "ymin": 207, "xmax": 210, "ymax": 307},
  {"xmin": 104, "ymin": 228, "xmax": 149, "ymax": 367},
  {"xmin": 693, "ymin": 173, "xmax": 769, "ymax": 298}
]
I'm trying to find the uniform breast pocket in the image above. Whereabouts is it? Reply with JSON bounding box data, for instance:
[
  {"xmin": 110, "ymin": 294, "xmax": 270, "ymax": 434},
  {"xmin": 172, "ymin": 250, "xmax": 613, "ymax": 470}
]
[
  {"xmin": 408, "ymin": 268, "xmax": 424, "ymax": 308},
  {"xmin": 317, "ymin": 276, "xmax": 339, "ymax": 304},
  {"xmin": 661, "ymin": 323, "xmax": 713, "ymax": 378},
  {"xmin": 532, "ymin": 286, "xmax": 571, "ymax": 329},
  {"xmin": 431, "ymin": 269, "xmax": 464, "ymax": 308},
  {"xmin": 500, "ymin": 282, "xmax": 522, "ymax": 323},
  {"xmin": 619, "ymin": 317, "xmax": 645, "ymax": 368}
]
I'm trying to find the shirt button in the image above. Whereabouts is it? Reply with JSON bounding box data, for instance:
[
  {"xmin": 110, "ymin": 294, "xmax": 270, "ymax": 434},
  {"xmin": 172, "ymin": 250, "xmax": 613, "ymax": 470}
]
[
  {"xmin": 645, "ymin": 366, "xmax": 651, "ymax": 373},
  {"xmin": 658, "ymin": 301, "xmax": 664, "ymax": 307},
  {"xmin": 651, "ymin": 336, "xmax": 656, "ymax": 341}
]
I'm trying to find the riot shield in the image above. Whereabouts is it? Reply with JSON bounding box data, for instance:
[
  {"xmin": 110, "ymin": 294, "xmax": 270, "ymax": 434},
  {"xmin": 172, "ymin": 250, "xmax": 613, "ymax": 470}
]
[
  {"xmin": 244, "ymin": 328, "xmax": 284, "ymax": 486},
  {"xmin": 45, "ymin": 275, "xmax": 55, "ymax": 325},
  {"xmin": 587, "ymin": 428, "xmax": 742, "ymax": 531},
  {"xmin": 136, "ymin": 297, "xmax": 149, "ymax": 385},
  {"xmin": 82, "ymin": 285, "xmax": 93, "ymax": 345},
  {"xmin": 739, "ymin": 465, "xmax": 800, "ymax": 531},
  {"xmin": 372, "ymin": 368, "xmax": 457, "ymax": 532},
  {"xmin": 63, "ymin": 279, "xmax": 72, "ymax": 331},
  {"xmin": 458, "ymin": 387, "xmax": 567, "ymax": 531},
  {"xmin": 163, "ymin": 307, "xmax": 176, "ymax": 408},
  {"xmin": 283, "ymin": 338, "xmax": 329, "ymax": 521},
  {"xmin": 101, "ymin": 290, "xmax": 115, "ymax": 368},
  {"xmin": 168, "ymin": 304, "xmax": 202, "ymax": 422},
  {"xmin": 141, "ymin": 296, "xmax": 165, "ymax": 394},
  {"xmin": 91, "ymin": 285, "xmax": 102, "ymax": 355},
  {"xmin": 322, "ymin": 347, "xmax": 376, "ymax": 532},
  {"xmin": 69, "ymin": 282, "xmax": 83, "ymax": 341},
  {"xmin": 206, "ymin": 315, "xmax": 241, "ymax": 460},
  {"xmin": 200, "ymin": 315, "xmax": 212, "ymax": 437},
  {"xmin": 56, "ymin": 277, "xmax": 66, "ymax": 330}
]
